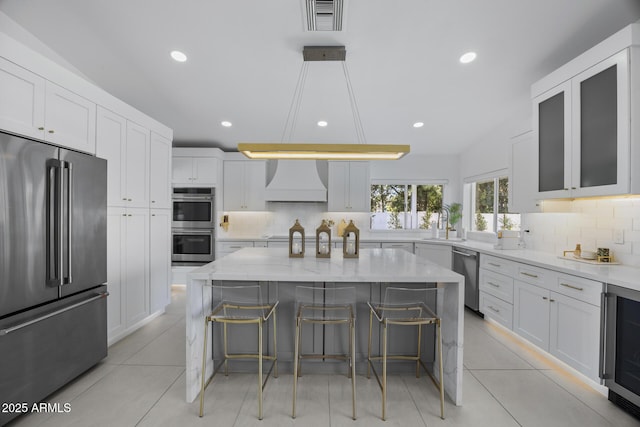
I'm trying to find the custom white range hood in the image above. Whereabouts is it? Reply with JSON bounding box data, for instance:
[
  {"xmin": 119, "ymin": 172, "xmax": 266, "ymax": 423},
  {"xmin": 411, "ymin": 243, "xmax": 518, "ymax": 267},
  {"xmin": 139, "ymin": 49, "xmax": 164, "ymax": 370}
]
[{"xmin": 265, "ymin": 160, "xmax": 327, "ymax": 202}]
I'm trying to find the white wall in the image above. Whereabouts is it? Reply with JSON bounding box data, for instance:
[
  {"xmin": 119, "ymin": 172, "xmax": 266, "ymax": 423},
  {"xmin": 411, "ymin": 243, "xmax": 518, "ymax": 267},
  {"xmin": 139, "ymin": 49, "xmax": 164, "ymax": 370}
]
[{"xmin": 458, "ymin": 104, "xmax": 531, "ymax": 182}]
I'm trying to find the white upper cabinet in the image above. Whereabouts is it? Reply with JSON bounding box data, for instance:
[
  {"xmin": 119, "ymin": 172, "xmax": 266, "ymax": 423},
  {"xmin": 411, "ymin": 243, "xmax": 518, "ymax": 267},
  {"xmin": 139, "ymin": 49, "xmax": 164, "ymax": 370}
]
[
  {"xmin": 0, "ymin": 58, "xmax": 96, "ymax": 153},
  {"xmin": 172, "ymin": 156, "xmax": 218, "ymax": 185},
  {"xmin": 44, "ymin": 81, "xmax": 97, "ymax": 154},
  {"xmin": 96, "ymin": 107, "xmax": 126, "ymax": 206},
  {"xmin": 96, "ymin": 108, "xmax": 150, "ymax": 208},
  {"xmin": 328, "ymin": 161, "xmax": 370, "ymax": 211},
  {"xmin": 533, "ymin": 24, "xmax": 639, "ymax": 199},
  {"xmin": 96, "ymin": 107, "xmax": 151, "ymax": 208},
  {"xmin": 150, "ymin": 132, "xmax": 172, "ymax": 208},
  {"xmin": 124, "ymin": 121, "xmax": 150, "ymax": 208},
  {"xmin": 223, "ymin": 160, "xmax": 266, "ymax": 211},
  {"xmin": 509, "ymin": 131, "xmax": 541, "ymax": 213},
  {"xmin": 0, "ymin": 56, "xmax": 45, "ymax": 139}
]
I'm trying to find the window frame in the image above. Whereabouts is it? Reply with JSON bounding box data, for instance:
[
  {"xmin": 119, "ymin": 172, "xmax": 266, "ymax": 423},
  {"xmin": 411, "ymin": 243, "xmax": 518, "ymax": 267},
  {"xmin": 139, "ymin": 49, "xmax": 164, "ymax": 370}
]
[{"xmin": 370, "ymin": 180, "xmax": 448, "ymax": 231}]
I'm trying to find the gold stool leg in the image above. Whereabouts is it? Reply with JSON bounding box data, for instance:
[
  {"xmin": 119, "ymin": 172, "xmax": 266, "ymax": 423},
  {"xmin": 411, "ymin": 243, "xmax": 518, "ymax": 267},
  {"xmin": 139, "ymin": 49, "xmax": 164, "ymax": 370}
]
[
  {"xmin": 416, "ymin": 323, "xmax": 422, "ymax": 378},
  {"xmin": 367, "ymin": 309, "xmax": 373, "ymax": 379},
  {"xmin": 292, "ymin": 317, "xmax": 300, "ymax": 418},
  {"xmin": 223, "ymin": 322, "xmax": 229, "ymax": 376},
  {"xmin": 273, "ymin": 308, "xmax": 278, "ymax": 378},
  {"xmin": 382, "ymin": 321, "xmax": 387, "ymax": 421},
  {"xmin": 437, "ymin": 320, "xmax": 445, "ymax": 420},
  {"xmin": 199, "ymin": 317, "xmax": 209, "ymax": 417},
  {"xmin": 350, "ymin": 318, "xmax": 357, "ymax": 420},
  {"xmin": 258, "ymin": 320, "xmax": 263, "ymax": 420}
]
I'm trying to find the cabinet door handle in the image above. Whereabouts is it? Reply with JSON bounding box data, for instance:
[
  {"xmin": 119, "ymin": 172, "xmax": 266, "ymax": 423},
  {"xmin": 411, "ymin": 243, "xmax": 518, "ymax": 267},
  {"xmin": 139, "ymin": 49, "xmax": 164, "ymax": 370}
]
[
  {"xmin": 487, "ymin": 281, "xmax": 500, "ymax": 288},
  {"xmin": 48, "ymin": 129, "xmax": 55, "ymax": 134},
  {"xmin": 38, "ymin": 126, "xmax": 44, "ymax": 130},
  {"xmin": 488, "ymin": 306, "xmax": 500, "ymax": 313},
  {"xmin": 560, "ymin": 283, "xmax": 583, "ymax": 291},
  {"xmin": 571, "ymin": 187, "xmax": 577, "ymax": 190},
  {"xmin": 488, "ymin": 262, "xmax": 501, "ymax": 267},
  {"xmin": 550, "ymin": 299, "xmax": 555, "ymax": 302},
  {"xmin": 521, "ymin": 272, "xmax": 539, "ymax": 279},
  {"xmin": 563, "ymin": 188, "xmax": 569, "ymax": 191},
  {"xmin": 542, "ymin": 296, "xmax": 548, "ymax": 300}
]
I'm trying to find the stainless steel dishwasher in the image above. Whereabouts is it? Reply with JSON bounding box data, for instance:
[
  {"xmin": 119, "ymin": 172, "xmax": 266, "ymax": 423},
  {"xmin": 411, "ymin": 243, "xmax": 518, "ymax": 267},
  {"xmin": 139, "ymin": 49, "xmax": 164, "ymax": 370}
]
[{"xmin": 452, "ymin": 246, "xmax": 481, "ymax": 313}]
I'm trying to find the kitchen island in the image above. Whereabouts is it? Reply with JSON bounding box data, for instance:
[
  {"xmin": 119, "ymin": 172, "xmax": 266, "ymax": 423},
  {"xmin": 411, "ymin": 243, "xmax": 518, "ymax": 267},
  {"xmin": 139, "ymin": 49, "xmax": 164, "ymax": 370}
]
[{"xmin": 186, "ymin": 247, "xmax": 465, "ymax": 405}]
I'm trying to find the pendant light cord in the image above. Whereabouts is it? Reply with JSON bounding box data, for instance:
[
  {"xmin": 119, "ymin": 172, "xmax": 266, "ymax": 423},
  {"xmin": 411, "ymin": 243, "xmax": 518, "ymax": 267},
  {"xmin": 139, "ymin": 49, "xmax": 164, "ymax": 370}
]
[
  {"xmin": 342, "ymin": 61, "xmax": 367, "ymax": 145},
  {"xmin": 281, "ymin": 61, "xmax": 309, "ymax": 143},
  {"xmin": 280, "ymin": 55, "xmax": 366, "ymax": 145}
]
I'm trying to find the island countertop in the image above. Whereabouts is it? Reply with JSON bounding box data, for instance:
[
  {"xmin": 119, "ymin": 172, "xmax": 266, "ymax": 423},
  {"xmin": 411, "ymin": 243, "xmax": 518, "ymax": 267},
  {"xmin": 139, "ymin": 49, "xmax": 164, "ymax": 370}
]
[
  {"xmin": 185, "ymin": 247, "xmax": 465, "ymax": 407},
  {"xmin": 190, "ymin": 247, "xmax": 464, "ymax": 283}
]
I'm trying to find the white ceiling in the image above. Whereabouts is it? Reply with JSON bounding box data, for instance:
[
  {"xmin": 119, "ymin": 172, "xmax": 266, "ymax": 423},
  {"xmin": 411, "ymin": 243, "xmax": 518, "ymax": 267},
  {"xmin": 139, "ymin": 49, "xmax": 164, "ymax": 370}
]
[{"xmin": 1, "ymin": 1, "xmax": 639, "ymax": 155}]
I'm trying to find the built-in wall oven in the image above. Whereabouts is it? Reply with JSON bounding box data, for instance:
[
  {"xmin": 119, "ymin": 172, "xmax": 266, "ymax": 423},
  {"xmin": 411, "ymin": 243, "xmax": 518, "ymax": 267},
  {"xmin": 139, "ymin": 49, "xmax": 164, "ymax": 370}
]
[
  {"xmin": 172, "ymin": 229, "xmax": 215, "ymax": 265},
  {"xmin": 601, "ymin": 284, "xmax": 640, "ymax": 420},
  {"xmin": 172, "ymin": 188, "xmax": 215, "ymax": 265},
  {"xmin": 172, "ymin": 187, "xmax": 215, "ymax": 229}
]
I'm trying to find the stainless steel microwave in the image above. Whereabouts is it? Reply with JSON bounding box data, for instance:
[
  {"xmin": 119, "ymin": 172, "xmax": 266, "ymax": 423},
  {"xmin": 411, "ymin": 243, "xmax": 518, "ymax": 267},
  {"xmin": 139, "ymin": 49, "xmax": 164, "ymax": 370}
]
[{"xmin": 172, "ymin": 188, "xmax": 215, "ymax": 229}]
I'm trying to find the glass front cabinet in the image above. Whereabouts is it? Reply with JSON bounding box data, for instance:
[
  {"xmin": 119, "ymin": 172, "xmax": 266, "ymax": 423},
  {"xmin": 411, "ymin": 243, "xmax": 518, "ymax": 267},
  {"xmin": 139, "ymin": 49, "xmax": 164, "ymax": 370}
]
[{"xmin": 534, "ymin": 49, "xmax": 631, "ymax": 198}]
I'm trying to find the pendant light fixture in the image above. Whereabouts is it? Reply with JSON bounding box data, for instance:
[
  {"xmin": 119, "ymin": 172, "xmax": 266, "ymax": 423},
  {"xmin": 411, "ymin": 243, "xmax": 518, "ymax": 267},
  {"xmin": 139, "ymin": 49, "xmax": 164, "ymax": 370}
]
[{"xmin": 237, "ymin": 46, "xmax": 410, "ymax": 161}]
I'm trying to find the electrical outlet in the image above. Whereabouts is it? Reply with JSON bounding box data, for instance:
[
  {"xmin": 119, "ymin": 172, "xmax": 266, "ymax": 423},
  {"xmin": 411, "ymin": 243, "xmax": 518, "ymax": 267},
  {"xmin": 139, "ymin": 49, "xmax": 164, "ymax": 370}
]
[{"xmin": 614, "ymin": 229, "xmax": 624, "ymax": 244}]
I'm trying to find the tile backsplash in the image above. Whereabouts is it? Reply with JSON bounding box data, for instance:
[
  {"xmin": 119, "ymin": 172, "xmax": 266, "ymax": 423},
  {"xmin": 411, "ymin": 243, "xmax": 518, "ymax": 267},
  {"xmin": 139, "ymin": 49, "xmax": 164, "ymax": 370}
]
[
  {"xmin": 522, "ymin": 198, "xmax": 640, "ymax": 267},
  {"xmin": 218, "ymin": 202, "xmax": 370, "ymax": 238}
]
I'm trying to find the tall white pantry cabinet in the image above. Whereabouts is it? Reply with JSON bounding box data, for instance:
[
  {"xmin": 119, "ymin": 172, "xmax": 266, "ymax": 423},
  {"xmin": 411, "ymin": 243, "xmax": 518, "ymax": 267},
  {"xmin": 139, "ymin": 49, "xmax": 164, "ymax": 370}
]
[{"xmin": 0, "ymin": 32, "xmax": 173, "ymax": 345}]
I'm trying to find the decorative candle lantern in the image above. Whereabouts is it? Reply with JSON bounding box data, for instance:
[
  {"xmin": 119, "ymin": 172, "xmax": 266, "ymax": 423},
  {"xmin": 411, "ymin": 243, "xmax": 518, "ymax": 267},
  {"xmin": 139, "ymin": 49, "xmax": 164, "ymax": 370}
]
[
  {"xmin": 342, "ymin": 220, "xmax": 360, "ymax": 258},
  {"xmin": 289, "ymin": 219, "xmax": 305, "ymax": 258},
  {"xmin": 315, "ymin": 220, "xmax": 332, "ymax": 258}
]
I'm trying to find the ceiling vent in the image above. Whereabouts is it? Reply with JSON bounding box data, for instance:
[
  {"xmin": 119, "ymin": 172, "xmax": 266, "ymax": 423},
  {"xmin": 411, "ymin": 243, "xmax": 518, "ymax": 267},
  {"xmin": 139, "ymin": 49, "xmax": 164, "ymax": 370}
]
[{"xmin": 305, "ymin": 0, "xmax": 343, "ymax": 31}]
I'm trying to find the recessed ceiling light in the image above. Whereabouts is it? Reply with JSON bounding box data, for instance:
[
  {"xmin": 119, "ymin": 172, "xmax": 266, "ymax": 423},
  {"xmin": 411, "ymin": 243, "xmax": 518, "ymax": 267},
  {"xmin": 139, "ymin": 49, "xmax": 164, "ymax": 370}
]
[
  {"xmin": 459, "ymin": 52, "xmax": 477, "ymax": 64},
  {"xmin": 170, "ymin": 50, "xmax": 187, "ymax": 62},
  {"xmin": 317, "ymin": 120, "xmax": 328, "ymax": 127},
  {"xmin": 221, "ymin": 121, "xmax": 232, "ymax": 127},
  {"xmin": 413, "ymin": 122, "xmax": 424, "ymax": 128}
]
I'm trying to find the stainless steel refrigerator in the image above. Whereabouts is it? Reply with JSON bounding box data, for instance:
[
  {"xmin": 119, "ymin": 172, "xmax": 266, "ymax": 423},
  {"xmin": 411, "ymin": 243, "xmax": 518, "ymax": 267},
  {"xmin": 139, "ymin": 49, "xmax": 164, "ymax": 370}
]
[{"xmin": 0, "ymin": 131, "xmax": 108, "ymax": 426}]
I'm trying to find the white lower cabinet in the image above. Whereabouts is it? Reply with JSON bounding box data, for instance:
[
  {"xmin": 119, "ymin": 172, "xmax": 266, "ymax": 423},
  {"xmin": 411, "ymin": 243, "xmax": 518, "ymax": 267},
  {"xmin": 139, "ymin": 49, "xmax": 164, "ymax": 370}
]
[
  {"xmin": 513, "ymin": 277, "xmax": 601, "ymax": 380},
  {"xmin": 481, "ymin": 254, "xmax": 602, "ymax": 381},
  {"xmin": 106, "ymin": 207, "xmax": 150, "ymax": 343},
  {"xmin": 513, "ymin": 280, "xmax": 551, "ymax": 349},
  {"xmin": 149, "ymin": 209, "xmax": 171, "ymax": 314},
  {"xmin": 479, "ymin": 291, "xmax": 513, "ymax": 329},
  {"xmin": 549, "ymin": 292, "xmax": 601, "ymax": 379},
  {"xmin": 381, "ymin": 242, "xmax": 414, "ymax": 252},
  {"xmin": 414, "ymin": 243, "xmax": 451, "ymax": 268}
]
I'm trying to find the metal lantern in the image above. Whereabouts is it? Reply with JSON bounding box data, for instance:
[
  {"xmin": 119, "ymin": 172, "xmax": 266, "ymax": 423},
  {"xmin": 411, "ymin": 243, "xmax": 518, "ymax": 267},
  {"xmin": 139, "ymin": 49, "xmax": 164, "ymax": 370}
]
[
  {"xmin": 315, "ymin": 220, "xmax": 332, "ymax": 258},
  {"xmin": 342, "ymin": 220, "xmax": 359, "ymax": 258},
  {"xmin": 289, "ymin": 219, "xmax": 305, "ymax": 258}
]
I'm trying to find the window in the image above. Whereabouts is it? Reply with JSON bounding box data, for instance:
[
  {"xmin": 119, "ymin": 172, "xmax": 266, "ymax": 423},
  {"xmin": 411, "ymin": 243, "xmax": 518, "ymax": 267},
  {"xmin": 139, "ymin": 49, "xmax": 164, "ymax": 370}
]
[
  {"xmin": 370, "ymin": 184, "xmax": 444, "ymax": 230},
  {"xmin": 467, "ymin": 176, "xmax": 520, "ymax": 233}
]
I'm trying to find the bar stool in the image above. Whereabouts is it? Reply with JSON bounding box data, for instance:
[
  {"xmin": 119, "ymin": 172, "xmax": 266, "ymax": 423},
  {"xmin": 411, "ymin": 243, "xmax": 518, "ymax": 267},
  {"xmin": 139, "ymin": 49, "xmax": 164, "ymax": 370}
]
[
  {"xmin": 367, "ymin": 286, "xmax": 444, "ymax": 420},
  {"xmin": 292, "ymin": 285, "xmax": 356, "ymax": 420},
  {"xmin": 199, "ymin": 284, "xmax": 278, "ymax": 420}
]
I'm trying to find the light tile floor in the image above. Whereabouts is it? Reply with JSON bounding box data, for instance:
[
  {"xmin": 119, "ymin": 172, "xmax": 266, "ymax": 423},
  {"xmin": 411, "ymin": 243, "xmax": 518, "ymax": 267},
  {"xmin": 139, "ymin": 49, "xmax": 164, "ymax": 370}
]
[{"xmin": 9, "ymin": 286, "xmax": 640, "ymax": 427}]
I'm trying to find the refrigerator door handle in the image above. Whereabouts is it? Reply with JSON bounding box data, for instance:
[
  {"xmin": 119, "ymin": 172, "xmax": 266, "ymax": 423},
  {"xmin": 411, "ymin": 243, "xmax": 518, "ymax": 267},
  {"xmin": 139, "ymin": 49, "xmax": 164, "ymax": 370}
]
[
  {"xmin": 0, "ymin": 291, "xmax": 109, "ymax": 336},
  {"xmin": 46, "ymin": 159, "xmax": 63, "ymax": 287},
  {"xmin": 64, "ymin": 161, "xmax": 73, "ymax": 285}
]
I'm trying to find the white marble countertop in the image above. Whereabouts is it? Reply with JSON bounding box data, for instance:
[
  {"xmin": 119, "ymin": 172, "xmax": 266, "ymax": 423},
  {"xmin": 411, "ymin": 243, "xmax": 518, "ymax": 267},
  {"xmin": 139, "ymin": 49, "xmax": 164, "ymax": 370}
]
[
  {"xmin": 217, "ymin": 236, "xmax": 640, "ymax": 291},
  {"xmin": 191, "ymin": 247, "xmax": 464, "ymax": 283}
]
